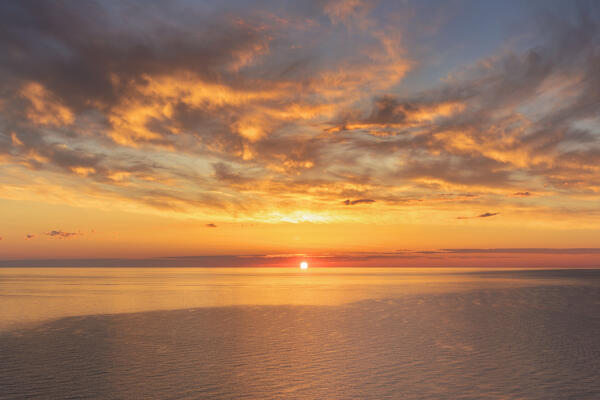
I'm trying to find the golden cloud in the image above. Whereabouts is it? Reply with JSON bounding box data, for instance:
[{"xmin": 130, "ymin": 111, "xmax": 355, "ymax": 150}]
[{"xmin": 20, "ymin": 82, "xmax": 74, "ymax": 126}]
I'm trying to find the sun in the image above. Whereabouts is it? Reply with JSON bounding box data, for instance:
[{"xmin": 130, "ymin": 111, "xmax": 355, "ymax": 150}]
[{"xmin": 300, "ymin": 261, "xmax": 308, "ymax": 270}]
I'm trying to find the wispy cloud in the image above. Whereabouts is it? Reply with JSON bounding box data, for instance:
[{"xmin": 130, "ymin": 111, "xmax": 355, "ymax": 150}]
[
  {"xmin": 44, "ymin": 230, "xmax": 79, "ymax": 239},
  {"xmin": 478, "ymin": 212, "xmax": 499, "ymax": 218},
  {"xmin": 438, "ymin": 248, "xmax": 600, "ymax": 255},
  {"xmin": 23, "ymin": 230, "xmax": 82, "ymax": 240},
  {"xmin": 457, "ymin": 212, "xmax": 499, "ymax": 220},
  {"xmin": 343, "ymin": 199, "xmax": 375, "ymax": 205}
]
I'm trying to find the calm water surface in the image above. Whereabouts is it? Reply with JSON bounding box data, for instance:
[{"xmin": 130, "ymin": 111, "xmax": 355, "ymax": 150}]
[{"xmin": 1, "ymin": 268, "xmax": 599, "ymax": 399}]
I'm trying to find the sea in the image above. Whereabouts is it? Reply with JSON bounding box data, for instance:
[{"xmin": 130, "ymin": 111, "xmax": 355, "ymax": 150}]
[{"xmin": 1, "ymin": 267, "xmax": 599, "ymax": 399}]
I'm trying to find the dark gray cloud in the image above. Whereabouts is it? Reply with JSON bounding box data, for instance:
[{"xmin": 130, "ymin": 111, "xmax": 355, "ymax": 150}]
[
  {"xmin": 44, "ymin": 230, "xmax": 79, "ymax": 239},
  {"xmin": 343, "ymin": 199, "xmax": 375, "ymax": 205},
  {"xmin": 0, "ymin": 0, "xmax": 273, "ymax": 110},
  {"xmin": 23, "ymin": 231, "xmax": 81, "ymax": 240},
  {"xmin": 212, "ymin": 163, "xmax": 251, "ymax": 185},
  {"xmin": 478, "ymin": 212, "xmax": 498, "ymax": 218},
  {"xmin": 457, "ymin": 212, "xmax": 499, "ymax": 220},
  {"xmin": 363, "ymin": 95, "xmax": 416, "ymax": 125}
]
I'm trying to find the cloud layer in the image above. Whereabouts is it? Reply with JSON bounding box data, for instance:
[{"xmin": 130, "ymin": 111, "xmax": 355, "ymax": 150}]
[{"xmin": 0, "ymin": 0, "xmax": 599, "ymax": 228}]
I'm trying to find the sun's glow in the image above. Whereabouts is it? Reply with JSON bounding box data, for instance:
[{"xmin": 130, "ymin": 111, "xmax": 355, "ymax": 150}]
[{"xmin": 300, "ymin": 261, "xmax": 308, "ymax": 269}]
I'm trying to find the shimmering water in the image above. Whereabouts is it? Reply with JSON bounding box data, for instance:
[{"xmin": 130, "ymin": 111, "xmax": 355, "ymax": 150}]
[{"xmin": 1, "ymin": 268, "xmax": 599, "ymax": 399}]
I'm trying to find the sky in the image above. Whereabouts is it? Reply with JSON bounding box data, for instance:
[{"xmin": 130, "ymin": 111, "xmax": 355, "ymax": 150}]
[{"xmin": 0, "ymin": 0, "xmax": 600, "ymax": 267}]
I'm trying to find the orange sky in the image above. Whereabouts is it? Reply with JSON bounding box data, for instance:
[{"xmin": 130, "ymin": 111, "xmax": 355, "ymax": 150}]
[{"xmin": 0, "ymin": 1, "xmax": 599, "ymax": 267}]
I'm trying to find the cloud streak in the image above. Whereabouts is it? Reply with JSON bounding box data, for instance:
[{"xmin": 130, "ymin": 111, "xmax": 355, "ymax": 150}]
[
  {"xmin": 478, "ymin": 212, "xmax": 499, "ymax": 218},
  {"xmin": 343, "ymin": 199, "xmax": 375, "ymax": 205},
  {"xmin": 457, "ymin": 212, "xmax": 499, "ymax": 220},
  {"xmin": 44, "ymin": 230, "xmax": 79, "ymax": 239}
]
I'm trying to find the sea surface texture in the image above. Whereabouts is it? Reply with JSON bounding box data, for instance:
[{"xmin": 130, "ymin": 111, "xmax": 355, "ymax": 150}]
[{"xmin": 1, "ymin": 268, "xmax": 599, "ymax": 399}]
